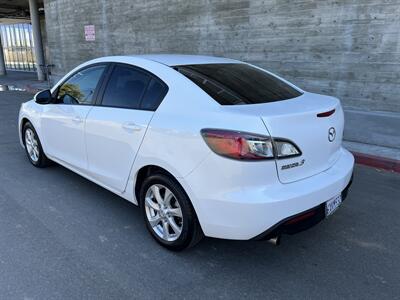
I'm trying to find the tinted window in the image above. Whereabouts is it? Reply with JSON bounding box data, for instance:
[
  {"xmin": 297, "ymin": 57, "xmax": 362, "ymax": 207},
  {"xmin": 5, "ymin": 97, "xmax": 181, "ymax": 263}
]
[
  {"xmin": 102, "ymin": 65, "xmax": 150, "ymax": 109},
  {"xmin": 176, "ymin": 63, "xmax": 302, "ymax": 105},
  {"xmin": 140, "ymin": 78, "xmax": 168, "ymax": 111},
  {"xmin": 57, "ymin": 65, "xmax": 106, "ymax": 105}
]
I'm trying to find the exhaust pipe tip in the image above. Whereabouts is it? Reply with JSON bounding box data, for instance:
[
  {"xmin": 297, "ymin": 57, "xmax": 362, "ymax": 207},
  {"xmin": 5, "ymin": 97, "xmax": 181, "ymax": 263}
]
[{"xmin": 268, "ymin": 236, "xmax": 281, "ymax": 246}]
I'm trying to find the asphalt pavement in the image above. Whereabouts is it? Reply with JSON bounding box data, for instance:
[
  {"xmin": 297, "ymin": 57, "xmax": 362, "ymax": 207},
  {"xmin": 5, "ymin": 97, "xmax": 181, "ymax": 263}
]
[{"xmin": 1, "ymin": 91, "xmax": 399, "ymax": 299}]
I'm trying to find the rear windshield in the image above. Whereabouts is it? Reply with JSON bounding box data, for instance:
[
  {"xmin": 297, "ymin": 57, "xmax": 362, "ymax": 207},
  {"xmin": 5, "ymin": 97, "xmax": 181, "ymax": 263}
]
[{"xmin": 175, "ymin": 63, "xmax": 302, "ymax": 105}]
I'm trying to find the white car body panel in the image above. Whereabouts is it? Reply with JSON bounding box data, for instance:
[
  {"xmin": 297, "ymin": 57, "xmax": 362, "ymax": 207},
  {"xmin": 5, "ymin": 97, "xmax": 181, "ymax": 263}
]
[
  {"xmin": 18, "ymin": 54, "xmax": 354, "ymax": 240},
  {"xmin": 185, "ymin": 147, "xmax": 353, "ymax": 239},
  {"xmin": 85, "ymin": 106, "xmax": 154, "ymax": 192},
  {"xmin": 41, "ymin": 104, "xmax": 92, "ymax": 171}
]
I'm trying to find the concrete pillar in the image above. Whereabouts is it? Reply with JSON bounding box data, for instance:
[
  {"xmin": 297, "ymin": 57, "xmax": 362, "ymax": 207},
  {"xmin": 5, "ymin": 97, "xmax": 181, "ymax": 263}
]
[
  {"xmin": 29, "ymin": 0, "xmax": 45, "ymax": 81},
  {"xmin": 0, "ymin": 35, "xmax": 6, "ymax": 75}
]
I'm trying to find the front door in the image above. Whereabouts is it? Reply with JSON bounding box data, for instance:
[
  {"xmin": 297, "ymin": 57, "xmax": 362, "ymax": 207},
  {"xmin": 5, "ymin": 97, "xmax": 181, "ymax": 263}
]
[{"xmin": 41, "ymin": 64, "xmax": 107, "ymax": 171}]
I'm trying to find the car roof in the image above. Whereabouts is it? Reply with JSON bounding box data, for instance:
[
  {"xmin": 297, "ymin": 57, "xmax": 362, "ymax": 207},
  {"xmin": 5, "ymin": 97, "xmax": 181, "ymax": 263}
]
[{"xmin": 129, "ymin": 54, "xmax": 241, "ymax": 66}]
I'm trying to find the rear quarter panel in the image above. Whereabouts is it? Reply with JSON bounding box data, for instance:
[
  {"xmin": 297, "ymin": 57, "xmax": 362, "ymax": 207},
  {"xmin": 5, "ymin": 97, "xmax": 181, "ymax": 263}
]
[
  {"xmin": 131, "ymin": 65, "xmax": 275, "ymax": 179},
  {"xmin": 131, "ymin": 73, "xmax": 279, "ymax": 219}
]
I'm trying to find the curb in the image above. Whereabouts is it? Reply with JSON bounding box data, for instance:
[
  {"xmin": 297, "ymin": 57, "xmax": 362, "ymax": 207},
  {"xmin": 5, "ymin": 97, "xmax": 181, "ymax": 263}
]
[{"xmin": 352, "ymin": 151, "xmax": 400, "ymax": 173}]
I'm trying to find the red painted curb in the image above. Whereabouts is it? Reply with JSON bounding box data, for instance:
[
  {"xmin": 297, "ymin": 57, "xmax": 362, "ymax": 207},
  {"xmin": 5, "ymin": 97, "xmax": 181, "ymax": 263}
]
[{"xmin": 352, "ymin": 151, "xmax": 400, "ymax": 173}]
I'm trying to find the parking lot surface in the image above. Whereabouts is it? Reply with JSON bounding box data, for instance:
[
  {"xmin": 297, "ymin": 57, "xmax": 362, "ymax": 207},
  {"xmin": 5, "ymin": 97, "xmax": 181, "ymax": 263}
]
[{"xmin": 1, "ymin": 91, "xmax": 399, "ymax": 299}]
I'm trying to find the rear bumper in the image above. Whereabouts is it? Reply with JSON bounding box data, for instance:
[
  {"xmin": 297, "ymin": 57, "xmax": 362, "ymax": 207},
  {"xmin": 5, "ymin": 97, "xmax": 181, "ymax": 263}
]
[
  {"xmin": 252, "ymin": 174, "xmax": 353, "ymax": 240},
  {"xmin": 184, "ymin": 147, "xmax": 354, "ymax": 240}
]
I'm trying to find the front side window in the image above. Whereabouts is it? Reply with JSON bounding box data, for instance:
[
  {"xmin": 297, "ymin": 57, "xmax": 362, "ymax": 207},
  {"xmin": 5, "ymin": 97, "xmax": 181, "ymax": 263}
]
[
  {"xmin": 57, "ymin": 65, "xmax": 106, "ymax": 105},
  {"xmin": 101, "ymin": 65, "xmax": 151, "ymax": 109},
  {"xmin": 175, "ymin": 63, "xmax": 302, "ymax": 105}
]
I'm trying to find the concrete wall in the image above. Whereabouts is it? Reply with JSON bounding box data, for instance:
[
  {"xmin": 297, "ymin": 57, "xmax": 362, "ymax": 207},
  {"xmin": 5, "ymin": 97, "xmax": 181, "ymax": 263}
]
[{"xmin": 43, "ymin": 0, "xmax": 400, "ymax": 114}]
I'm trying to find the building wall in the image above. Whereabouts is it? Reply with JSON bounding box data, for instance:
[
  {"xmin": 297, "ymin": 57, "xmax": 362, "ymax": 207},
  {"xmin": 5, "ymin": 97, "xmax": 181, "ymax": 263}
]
[{"xmin": 43, "ymin": 0, "xmax": 400, "ymax": 113}]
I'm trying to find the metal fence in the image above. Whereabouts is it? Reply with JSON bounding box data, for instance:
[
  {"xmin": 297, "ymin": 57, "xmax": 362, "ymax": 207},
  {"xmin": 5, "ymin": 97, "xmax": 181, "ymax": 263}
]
[{"xmin": 0, "ymin": 23, "xmax": 36, "ymax": 72}]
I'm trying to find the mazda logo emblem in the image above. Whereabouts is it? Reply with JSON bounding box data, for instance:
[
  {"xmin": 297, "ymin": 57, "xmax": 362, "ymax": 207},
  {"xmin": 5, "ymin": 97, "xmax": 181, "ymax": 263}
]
[{"xmin": 328, "ymin": 127, "xmax": 336, "ymax": 142}]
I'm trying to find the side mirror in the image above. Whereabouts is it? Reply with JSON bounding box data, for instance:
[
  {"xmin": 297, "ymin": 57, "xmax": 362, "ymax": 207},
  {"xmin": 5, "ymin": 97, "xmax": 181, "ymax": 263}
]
[{"xmin": 34, "ymin": 89, "xmax": 52, "ymax": 104}]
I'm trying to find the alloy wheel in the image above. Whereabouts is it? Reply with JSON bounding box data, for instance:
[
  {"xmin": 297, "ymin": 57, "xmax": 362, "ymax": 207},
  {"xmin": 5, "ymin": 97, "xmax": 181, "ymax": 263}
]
[
  {"xmin": 25, "ymin": 128, "xmax": 40, "ymax": 162},
  {"xmin": 144, "ymin": 184, "xmax": 183, "ymax": 242}
]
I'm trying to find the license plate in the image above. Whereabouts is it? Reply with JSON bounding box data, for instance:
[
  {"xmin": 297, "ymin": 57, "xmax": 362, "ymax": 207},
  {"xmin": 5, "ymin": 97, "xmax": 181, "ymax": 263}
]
[{"xmin": 325, "ymin": 194, "xmax": 342, "ymax": 217}]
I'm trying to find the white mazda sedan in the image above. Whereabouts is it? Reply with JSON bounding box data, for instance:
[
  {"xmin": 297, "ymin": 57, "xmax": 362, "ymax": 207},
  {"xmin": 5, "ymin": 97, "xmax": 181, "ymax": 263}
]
[{"xmin": 18, "ymin": 54, "xmax": 354, "ymax": 250}]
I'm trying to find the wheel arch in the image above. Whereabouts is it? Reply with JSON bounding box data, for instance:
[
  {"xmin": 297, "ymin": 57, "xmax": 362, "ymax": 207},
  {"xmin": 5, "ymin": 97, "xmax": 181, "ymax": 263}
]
[
  {"xmin": 20, "ymin": 117, "xmax": 32, "ymax": 146},
  {"xmin": 133, "ymin": 164, "xmax": 201, "ymax": 219},
  {"xmin": 134, "ymin": 165, "xmax": 179, "ymax": 206},
  {"xmin": 133, "ymin": 164, "xmax": 204, "ymax": 240}
]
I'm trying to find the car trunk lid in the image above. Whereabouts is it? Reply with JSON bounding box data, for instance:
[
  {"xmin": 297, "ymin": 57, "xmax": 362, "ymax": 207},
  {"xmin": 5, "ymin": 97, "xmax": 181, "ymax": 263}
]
[{"xmin": 222, "ymin": 92, "xmax": 344, "ymax": 183}]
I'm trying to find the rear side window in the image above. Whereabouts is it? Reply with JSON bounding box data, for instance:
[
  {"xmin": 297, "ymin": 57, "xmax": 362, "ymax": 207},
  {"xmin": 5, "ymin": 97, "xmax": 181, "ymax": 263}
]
[
  {"xmin": 175, "ymin": 63, "xmax": 302, "ymax": 105},
  {"xmin": 140, "ymin": 79, "xmax": 168, "ymax": 111},
  {"xmin": 102, "ymin": 65, "xmax": 150, "ymax": 109}
]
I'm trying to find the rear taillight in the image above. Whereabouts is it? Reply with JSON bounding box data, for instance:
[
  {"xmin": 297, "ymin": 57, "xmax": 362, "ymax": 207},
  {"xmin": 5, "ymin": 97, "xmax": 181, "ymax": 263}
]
[{"xmin": 201, "ymin": 129, "xmax": 301, "ymax": 160}]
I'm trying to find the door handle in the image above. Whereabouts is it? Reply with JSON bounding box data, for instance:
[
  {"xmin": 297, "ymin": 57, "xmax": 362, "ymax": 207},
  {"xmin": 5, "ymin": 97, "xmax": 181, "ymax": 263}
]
[
  {"xmin": 122, "ymin": 122, "xmax": 141, "ymax": 132},
  {"xmin": 72, "ymin": 116, "xmax": 83, "ymax": 123}
]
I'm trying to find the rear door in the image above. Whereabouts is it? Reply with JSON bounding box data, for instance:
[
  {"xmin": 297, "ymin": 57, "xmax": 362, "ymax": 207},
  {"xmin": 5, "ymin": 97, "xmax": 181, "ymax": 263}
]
[{"xmin": 85, "ymin": 63, "xmax": 168, "ymax": 192}]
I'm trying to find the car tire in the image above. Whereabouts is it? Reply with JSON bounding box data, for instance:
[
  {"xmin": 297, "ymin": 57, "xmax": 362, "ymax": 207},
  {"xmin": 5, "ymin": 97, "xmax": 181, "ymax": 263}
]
[
  {"xmin": 139, "ymin": 173, "xmax": 203, "ymax": 251},
  {"xmin": 23, "ymin": 122, "xmax": 51, "ymax": 168}
]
